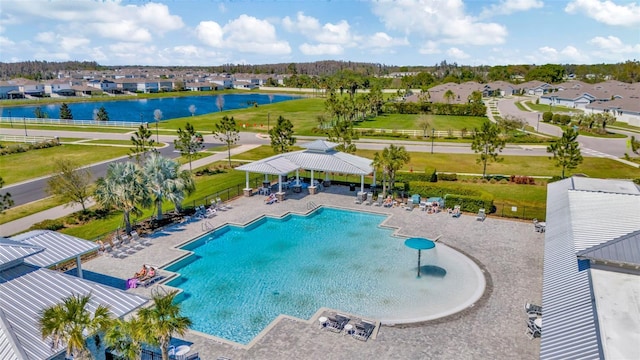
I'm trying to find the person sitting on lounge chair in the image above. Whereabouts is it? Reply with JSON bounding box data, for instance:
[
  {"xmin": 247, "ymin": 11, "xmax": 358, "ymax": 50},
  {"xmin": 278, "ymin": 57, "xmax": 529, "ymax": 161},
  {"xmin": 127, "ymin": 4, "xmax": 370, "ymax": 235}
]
[
  {"xmin": 383, "ymin": 196, "xmax": 393, "ymax": 207},
  {"xmin": 139, "ymin": 267, "xmax": 156, "ymax": 282},
  {"xmin": 134, "ymin": 264, "xmax": 147, "ymax": 279},
  {"xmin": 264, "ymin": 193, "xmax": 277, "ymax": 204}
]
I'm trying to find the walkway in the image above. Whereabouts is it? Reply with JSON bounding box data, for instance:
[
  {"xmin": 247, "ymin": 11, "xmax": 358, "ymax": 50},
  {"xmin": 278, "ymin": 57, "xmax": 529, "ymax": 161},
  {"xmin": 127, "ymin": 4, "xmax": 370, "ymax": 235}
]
[{"xmin": 84, "ymin": 186, "xmax": 544, "ymax": 360}]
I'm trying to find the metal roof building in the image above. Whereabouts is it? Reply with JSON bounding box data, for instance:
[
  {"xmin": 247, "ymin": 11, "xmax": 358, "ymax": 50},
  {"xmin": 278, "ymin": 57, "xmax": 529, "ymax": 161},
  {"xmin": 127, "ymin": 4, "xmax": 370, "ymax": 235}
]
[
  {"xmin": 0, "ymin": 233, "xmax": 147, "ymax": 360},
  {"xmin": 541, "ymin": 177, "xmax": 640, "ymax": 360},
  {"xmin": 11, "ymin": 230, "xmax": 99, "ymax": 278},
  {"xmin": 236, "ymin": 140, "xmax": 374, "ymax": 194}
]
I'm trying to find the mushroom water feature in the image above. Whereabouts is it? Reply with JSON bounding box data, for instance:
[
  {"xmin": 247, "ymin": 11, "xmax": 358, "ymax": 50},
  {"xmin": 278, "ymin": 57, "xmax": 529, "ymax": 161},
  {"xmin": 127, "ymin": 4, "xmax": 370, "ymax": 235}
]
[{"xmin": 404, "ymin": 237, "xmax": 436, "ymax": 278}]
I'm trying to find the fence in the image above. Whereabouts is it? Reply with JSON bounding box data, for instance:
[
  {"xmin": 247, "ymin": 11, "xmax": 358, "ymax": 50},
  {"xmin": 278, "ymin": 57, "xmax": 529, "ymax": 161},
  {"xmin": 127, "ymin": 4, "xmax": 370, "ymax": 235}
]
[
  {"xmin": 0, "ymin": 134, "xmax": 55, "ymax": 143},
  {"xmin": 356, "ymin": 128, "xmax": 470, "ymax": 138},
  {"xmin": 0, "ymin": 116, "xmax": 140, "ymax": 128}
]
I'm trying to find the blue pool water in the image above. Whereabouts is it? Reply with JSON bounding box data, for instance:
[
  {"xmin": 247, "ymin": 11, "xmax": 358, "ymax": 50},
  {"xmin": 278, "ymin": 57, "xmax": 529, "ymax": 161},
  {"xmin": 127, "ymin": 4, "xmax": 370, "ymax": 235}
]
[
  {"xmin": 166, "ymin": 207, "xmax": 484, "ymax": 344},
  {"xmin": 1, "ymin": 93, "xmax": 299, "ymax": 122}
]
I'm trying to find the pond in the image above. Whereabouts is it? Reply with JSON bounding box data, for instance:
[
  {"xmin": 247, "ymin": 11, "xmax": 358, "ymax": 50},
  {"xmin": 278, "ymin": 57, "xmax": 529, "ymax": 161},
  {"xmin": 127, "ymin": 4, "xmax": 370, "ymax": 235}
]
[{"xmin": 0, "ymin": 93, "xmax": 300, "ymax": 122}]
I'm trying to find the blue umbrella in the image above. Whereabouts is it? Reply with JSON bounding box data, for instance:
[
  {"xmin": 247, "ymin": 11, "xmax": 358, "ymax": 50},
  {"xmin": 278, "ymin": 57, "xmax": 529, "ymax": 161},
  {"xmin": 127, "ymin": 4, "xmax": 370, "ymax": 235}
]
[{"xmin": 404, "ymin": 237, "xmax": 436, "ymax": 278}]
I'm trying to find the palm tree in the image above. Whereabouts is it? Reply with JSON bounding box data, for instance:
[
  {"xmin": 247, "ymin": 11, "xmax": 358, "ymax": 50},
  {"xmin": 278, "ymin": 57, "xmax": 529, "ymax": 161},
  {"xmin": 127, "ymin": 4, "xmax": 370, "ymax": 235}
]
[
  {"xmin": 39, "ymin": 293, "xmax": 113, "ymax": 360},
  {"xmin": 372, "ymin": 152, "xmax": 387, "ymax": 197},
  {"xmin": 444, "ymin": 89, "xmax": 455, "ymax": 104},
  {"xmin": 143, "ymin": 153, "xmax": 193, "ymax": 220},
  {"xmin": 104, "ymin": 317, "xmax": 148, "ymax": 360},
  {"xmin": 95, "ymin": 161, "xmax": 151, "ymax": 234},
  {"xmin": 138, "ymin": 290, "xmax": 191, "ymax": 360},
  {"xmin": 381, "ymin": 144, "xmax": 410, "ymax": 195}
]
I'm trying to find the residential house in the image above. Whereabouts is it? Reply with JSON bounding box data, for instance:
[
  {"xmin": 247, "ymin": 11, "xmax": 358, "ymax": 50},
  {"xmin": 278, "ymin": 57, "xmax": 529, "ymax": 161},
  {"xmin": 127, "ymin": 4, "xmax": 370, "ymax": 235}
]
[
  {"xmin": 0, "ymin": 81, "xmax": 21, "ymax": 99},
  {"xmin": 87, "ymin": 79, "xmax": 119, "ymax": 93}
]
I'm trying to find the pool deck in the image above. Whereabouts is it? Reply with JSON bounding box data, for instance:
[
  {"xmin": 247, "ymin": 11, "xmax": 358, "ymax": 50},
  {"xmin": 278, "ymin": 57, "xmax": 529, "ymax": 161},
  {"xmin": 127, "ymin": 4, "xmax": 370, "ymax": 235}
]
[{"xmin": 83, "ymin": 185, "xmax": 544, "ymax": 360}]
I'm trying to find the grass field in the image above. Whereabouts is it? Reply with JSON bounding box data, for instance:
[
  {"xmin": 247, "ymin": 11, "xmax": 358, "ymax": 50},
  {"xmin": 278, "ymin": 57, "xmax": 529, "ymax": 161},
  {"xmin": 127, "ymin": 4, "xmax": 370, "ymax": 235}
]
[
  {"xmin": 0, "ymin": 144, "xmax": 130, "ymax": 185},
  {"xmin": 525, "ymin": 101, "xmax": 582, "ymax": 113}
]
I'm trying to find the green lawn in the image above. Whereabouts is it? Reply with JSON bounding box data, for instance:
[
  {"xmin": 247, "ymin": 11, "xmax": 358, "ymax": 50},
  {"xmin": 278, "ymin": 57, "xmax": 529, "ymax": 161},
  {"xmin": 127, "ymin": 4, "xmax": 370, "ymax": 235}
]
[
  {"xmin": 0, "ymin": 144, "xmax": 130, "ymax": 185},
  {"xmin": 525, "ymin": 101, "xmax": 582, "ymax": 113},
  {"xmin": 354, "ymin": 150, "xmax": 640, "ymax": 179},
  {"xmin": 353, "ymin": 114, "xmax": 487, "ymax": 132}
]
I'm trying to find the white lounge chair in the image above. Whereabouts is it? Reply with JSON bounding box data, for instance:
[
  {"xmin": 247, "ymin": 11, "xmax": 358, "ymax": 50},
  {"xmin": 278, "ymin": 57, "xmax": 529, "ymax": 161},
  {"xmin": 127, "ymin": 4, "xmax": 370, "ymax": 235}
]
[{"xmin": 476, "ymin": 208, "xmax": 486, "ymax": 221}]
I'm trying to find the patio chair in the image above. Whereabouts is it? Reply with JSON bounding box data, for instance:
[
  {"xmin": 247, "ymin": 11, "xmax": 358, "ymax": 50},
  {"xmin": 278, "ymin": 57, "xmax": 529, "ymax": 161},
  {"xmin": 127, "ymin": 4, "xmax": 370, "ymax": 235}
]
[
  {"xmin": 132, "ymin": 232, "xmax": 152, "ymax": 247},
  {"xmin": 352, "ymin": 320, "xmax": 376, "ymax": 341},
  {"xmin": 533, "ymin": 219, "xmax": 546, "ymax": 233},
  {"xmin": 525, "ymin": 318, "xmax": 542, "ymax": 339},
  {"xmin": 324, "ymin": 314, "xmax": 350, "ymax": 333},
  {"xmin": 476, "ymin": 208, "xmax": 486, "ymax": 221},
  {"xmin": 365, "ymin": 193, "xmax": 373, "ymax": 205},
  {"xmin": 373, "ymin": 196, "xmax": 383, "ymax": 206},
  {"xmin": 354, "ymin": 196, "xmax": 362, "ymax": 204},
  {"xmin": 216, "ymin": 197, "xmax": 231, "ymax": 210},
  {"xmin": 205, "ymin": 207, "xmax": 217, "ymax": 218},
  {"xmin": 525, "ymin": 302, "xmax": 542, "ymax": 316}
]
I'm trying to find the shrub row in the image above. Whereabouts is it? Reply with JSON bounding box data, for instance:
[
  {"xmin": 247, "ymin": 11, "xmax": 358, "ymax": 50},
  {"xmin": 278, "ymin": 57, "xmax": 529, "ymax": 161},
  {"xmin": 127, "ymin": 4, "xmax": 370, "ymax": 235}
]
[
  {"xmin": 0, "ymin": 139, "xmax": 60, "ymax": 156},
  {"xmin": 510, "ymin": 175, "xmax": 536, "ymax": 185}
]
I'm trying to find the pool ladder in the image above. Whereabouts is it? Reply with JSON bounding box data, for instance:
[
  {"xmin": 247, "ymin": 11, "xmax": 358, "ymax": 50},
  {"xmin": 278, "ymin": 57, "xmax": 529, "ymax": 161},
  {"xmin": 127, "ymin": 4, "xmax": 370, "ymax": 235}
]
[
  {"xmin": 201, "ymin": 221, "xmax": 214, "ymax": 232},
  {"xmin": 307, "ymin": 201, "xmax": 318, "ymax": 210}
]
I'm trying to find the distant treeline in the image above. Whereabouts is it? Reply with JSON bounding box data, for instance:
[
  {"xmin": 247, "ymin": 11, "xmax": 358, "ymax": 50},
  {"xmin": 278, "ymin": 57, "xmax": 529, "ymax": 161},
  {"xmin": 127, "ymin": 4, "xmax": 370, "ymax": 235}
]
[{"xmin": 1, "ymin": 59, "xmax": 638, "ymax": 84}]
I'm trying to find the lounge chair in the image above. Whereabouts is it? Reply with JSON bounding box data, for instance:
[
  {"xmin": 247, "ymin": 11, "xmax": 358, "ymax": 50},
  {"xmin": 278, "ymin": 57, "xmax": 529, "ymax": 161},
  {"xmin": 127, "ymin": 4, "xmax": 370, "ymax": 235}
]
[
  {"xmin": 354, "ymin": 196, "xmax": 362, "ymax": 204},
  {"xmin": 205, "ymin": 207, "xmax": 217, "ymax": 218},
  {"xmin": 382, "ymin": 196, "xmax": 393, "ymax": 208},
  {"xmin": 533, "ymin": 219, "xmax": 546, "ymax": 233},
  {"xmin": 476, "ymin": 208, "xmax": 486, "ymax": 221},
  {"xmin": 525, "ymin": 317, "xmax": 542, "ymax": 339},
  {"xmin": 365, "ymin": 193, "xmax": 373, "ymax": 205},
  {"xmin": 216, "ymin": 197, "xmax": 230, "ymax": 210},
  {"xmin": 352, "ymin": 320, "xmax": 375, "ymax": 341},
  {"xmin": 525, "ymin": 302, "xmax": 542, "ymax": 316},
  {"xmin": 131, "ymin": 231, "xmax": 152, "ymax": 246},
  {"xmin": 324, "ymin": 314, "xmax": 350, "ymax": 333}
]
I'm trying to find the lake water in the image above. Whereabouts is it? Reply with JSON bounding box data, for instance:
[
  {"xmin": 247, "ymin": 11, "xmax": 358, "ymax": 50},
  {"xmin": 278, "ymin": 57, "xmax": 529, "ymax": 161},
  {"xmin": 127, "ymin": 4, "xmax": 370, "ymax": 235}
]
[{"xmin": 0, "ymin": 93, "xmax": 300, "ymax": 122}]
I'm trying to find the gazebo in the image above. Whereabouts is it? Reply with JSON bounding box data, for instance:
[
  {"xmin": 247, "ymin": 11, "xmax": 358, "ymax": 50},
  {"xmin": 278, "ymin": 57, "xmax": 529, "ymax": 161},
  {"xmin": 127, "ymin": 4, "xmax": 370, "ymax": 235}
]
[{"xmin": 236, "ymin": 140, "xmax": 374, "ymax": 201}]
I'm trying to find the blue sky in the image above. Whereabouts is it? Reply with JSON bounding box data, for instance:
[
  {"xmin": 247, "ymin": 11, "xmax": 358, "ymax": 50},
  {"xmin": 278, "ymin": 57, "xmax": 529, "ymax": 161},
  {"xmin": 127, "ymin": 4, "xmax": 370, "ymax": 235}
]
[{"xmin": 0, "ymin": 0, "xmax": 638, "ymax": 67}]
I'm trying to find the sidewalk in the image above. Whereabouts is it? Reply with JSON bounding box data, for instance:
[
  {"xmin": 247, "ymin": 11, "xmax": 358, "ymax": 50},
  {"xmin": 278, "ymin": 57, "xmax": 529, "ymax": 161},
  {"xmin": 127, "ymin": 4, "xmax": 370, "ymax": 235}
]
[{"xmin": 0, "ymin": 144, "xmax": 261, "ymax": 237}]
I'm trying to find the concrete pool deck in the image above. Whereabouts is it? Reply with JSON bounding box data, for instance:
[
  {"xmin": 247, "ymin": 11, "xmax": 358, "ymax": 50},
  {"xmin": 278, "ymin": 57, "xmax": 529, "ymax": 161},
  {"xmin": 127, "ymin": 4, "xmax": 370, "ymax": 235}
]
[{"xmin": 83, "ymin": 185, "xmax": 544, "ymax": 360}]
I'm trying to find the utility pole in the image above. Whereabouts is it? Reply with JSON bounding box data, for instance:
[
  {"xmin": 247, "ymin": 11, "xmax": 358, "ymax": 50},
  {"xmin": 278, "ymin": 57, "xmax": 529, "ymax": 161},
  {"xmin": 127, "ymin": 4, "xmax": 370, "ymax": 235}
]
[{"xmin": 431, "ymin": 128, "xmax": 435, "ymax": 154}]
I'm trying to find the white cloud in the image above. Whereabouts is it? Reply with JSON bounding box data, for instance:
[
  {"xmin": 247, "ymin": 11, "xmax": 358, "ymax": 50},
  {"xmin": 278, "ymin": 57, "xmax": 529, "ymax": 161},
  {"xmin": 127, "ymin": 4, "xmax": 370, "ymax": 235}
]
[
  {"xmin": 223, "ymin": 15, "xmax": 291, "ymax": 55},
  {"xmin": 446, "ymin": 47, "xmax": 470, "ymax": 59},
  {"xmin": 539, "ymin": 46, "xmax": 559, "ymax": 59},
  {"xmin": 35, "ymin": 32, "xmax": 56, "ymax": 43},
  {"xmin": 282, "ymin": 12, "xmax": 321, "ymax": 36},
  {"xmin": 480, "ymin": 0, "xmax": 544, "ymax": 17},
  {"xmin": 364, "ymin": 32, "xmax": 409, "ymax": 48},
  {"xmin": 565, "ymin": 0, "xmax": 640, "ymax": 26},
  {"xmin": 372, "ymin": 0, "xmax": 507, "ymax": 45},
  {"xmin": 195, "ymin": 21, "xmax": 224, "ymax": 47},
  {"xmin": 299, "ymin": 43, "xmax": 344, "ymax": 55},
  {"xmin": 1, "ymin": 0, "xmax": 183, "ymax": 43},
  {"xmin": 59, "ymin": 36, "xmax": 90, "ymax": 52},
  {"xmin": 0, "ymin": 36, "xmax": 15, "ymax": 47},
  {"xmin": 589, "ymin": 35, "xmax": 640, "ymax": 59},
  {"xmin": 419, "ymin": 40, "xmax": 441, "ymax": 54},
  {"xmin": 560, "ymin": 45, "xmax": 589, "ymax": 62}
]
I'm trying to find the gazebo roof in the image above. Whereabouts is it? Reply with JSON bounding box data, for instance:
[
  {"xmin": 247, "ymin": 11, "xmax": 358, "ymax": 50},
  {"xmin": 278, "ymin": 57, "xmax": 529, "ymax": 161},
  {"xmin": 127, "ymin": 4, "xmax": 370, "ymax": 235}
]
[
  {"xmin": 10, "ymin": 230, "xmax": 99, "ymax": 268},
  {"xmin": 236, "ymin": 140, "xmax": 373, "ymax": 176}
]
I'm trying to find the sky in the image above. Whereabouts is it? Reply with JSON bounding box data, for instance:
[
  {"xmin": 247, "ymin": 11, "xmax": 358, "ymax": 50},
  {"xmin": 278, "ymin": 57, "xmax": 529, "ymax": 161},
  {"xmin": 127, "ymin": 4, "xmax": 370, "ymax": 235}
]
[{"xmin": 0, "ymin": 0, "xmax": 638, "ymax": 67}]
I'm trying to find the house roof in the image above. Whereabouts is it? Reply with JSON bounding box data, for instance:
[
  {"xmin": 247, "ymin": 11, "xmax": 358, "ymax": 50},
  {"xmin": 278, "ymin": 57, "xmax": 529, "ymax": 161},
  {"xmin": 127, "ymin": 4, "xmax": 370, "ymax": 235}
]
[
  {"xmin": 541, "ymin": 177, "xmax": 640, "ymax": 360},
  {"xmin": 577, "ymin": 230, "xmax": 640, "ymax": 267},
  {"xmin": 0, "ymin": 266, "xmax": 147, "ymax": 360},
  {"xmin": 0, "ymin": 239, "xmax": 43, "ymax": 268},
  {"xmin": 11, "ymin": 230, "xmax": 99, "ymax": 268},
  {"xmin": 236, "ymin": 140, "xmax": 373, "ymax": 176}
]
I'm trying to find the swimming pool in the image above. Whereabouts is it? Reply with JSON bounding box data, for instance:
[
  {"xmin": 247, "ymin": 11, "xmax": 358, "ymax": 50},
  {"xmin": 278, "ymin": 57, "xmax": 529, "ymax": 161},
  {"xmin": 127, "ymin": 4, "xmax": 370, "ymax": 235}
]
[{"xmin": 166, "ymin": 207, "xmax": 485, "ymax": 344}]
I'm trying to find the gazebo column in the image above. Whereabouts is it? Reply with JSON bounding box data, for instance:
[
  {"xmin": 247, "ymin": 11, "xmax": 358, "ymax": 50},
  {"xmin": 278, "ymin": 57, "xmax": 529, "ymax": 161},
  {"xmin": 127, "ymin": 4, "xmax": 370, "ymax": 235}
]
[
  {"xmin": 243, "ymin": 171, "xmax": 252, "ymax": 197},
  {"xmin": 276, "ymin": 174, "xmax": 286, "ymax": 202},
  {"xmin": 309, "ymin": 170, "xmax": 317, "ymax": 195},
  {"xmin": 357, "ymin": 175, "xmax": 367, "ymax": 202},
  {"xmin": 324, "ymin": 172, "xmax": 331, "ymax": 187},
  {"xmin": 76, "ymin": 256, "xmax": 83, "ymax": 279}
]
